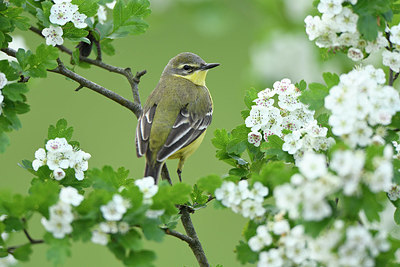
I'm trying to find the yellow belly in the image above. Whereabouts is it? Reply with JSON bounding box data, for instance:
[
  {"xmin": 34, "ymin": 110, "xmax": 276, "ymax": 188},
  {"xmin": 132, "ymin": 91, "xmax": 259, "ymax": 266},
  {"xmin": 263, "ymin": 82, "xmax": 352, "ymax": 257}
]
[{"xmin": 168, "ymin": 131, "xmax": 206, "ymax": 160}]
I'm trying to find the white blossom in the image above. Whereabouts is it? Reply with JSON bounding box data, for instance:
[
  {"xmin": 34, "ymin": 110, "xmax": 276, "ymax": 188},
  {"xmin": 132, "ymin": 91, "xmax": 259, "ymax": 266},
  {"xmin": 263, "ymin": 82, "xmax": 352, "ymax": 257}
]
[
  {"xmin": 135, "ymin": 177, "xmax": 158, "ymax": 201},
  {"xmin": 59, "ymin": 186, "xmax": 84, "ymax": 206},
  {"xmin": 41, "ymin": 217, "xmax": 72, "ymax": 239},
  {"xmin": 297, "ymin": 152, "xmax": 327, "ymax": 180},
  {"xmin": 71, "ymin": 12, "xmax": 87, "ymax": 29},
  {"xmin": 91, "ymin": 230, "xmax": 108, "ymax": 245},
  {"xmin": 41, "ymin": 25, "xmax": 64, "ymax": 46},
  {"xmin": 49, "ymin": 2, "xmax": 78, "ymax": 25}
]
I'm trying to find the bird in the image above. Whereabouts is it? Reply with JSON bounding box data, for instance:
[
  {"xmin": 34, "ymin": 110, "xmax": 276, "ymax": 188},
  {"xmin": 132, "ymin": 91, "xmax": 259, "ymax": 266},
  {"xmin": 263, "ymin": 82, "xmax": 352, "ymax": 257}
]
[{"xmin": 135, "ymin": 52, "xmax": 219, "ymax": 184}]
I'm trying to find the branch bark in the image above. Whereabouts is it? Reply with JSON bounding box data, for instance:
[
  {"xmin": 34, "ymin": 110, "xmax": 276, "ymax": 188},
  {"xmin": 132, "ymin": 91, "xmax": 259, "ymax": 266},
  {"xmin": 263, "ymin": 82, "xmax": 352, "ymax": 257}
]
[{"xmin": 180, "ymin": 206, "xmax": 210, "ymax": 267}]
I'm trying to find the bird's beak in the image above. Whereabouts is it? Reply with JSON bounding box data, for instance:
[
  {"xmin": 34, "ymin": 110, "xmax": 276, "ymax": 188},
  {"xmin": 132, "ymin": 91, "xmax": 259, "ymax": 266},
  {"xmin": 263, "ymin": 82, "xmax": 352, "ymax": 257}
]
[{"xmin": 202, "ymin": 63, "xmax": 220, "ymax": 70}]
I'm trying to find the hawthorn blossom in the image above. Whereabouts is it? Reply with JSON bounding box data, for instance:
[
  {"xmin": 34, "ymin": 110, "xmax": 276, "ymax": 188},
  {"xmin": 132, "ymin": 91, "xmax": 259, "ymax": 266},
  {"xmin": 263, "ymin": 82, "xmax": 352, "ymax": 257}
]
[{"xmin": 41, "ymin": 26, "xmax": 64, "ymax": 46}]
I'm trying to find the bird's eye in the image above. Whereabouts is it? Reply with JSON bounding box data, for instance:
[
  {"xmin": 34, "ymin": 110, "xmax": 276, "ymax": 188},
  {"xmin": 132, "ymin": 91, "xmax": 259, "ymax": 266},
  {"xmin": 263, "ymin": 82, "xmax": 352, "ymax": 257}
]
[{"xmin": 183, "ymin": 65, "xmax": 191, "ymax": 70}]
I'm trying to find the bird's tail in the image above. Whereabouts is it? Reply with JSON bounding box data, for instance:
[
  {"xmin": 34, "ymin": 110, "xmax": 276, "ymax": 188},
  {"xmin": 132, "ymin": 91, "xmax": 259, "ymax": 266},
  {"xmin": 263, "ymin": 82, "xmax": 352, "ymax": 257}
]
[{"xmin": 144, "ymin": 161, "xmax": 163, "ymax": 184}]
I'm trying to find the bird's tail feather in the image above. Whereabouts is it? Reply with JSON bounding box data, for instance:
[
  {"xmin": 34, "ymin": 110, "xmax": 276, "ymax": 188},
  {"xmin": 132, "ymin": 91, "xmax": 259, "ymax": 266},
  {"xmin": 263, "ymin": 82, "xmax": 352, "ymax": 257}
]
[{"xmin": 144, "ymin": 161, "xmax": 163, "ymax": 184}]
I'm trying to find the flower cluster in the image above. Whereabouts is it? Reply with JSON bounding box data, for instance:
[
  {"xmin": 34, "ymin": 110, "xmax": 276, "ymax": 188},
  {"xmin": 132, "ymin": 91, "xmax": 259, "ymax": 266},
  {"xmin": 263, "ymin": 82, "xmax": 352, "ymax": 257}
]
[
  {"xmin": 274, "ymin": 152, "xmax": 339, "ymax": 221},
  {"xmin": 325, "ymin": 65, "xmax": 400, "ymax": 147},
  {"xmin": 0, "ymin": 72, "xmax": 7, "ymax": 115},
  {"xmin": 275, "ymin": 147, "xmax": 393, "ymax": 223},
  {"xmin": 135, "ymin": 176, "xmax": 164, "ymax": 218},
  {"xmin": 215, "ymin": 180, "xmax": 269, "ymax": 219},
  {"xmin": 246, "ymin": 79, "xmax": 333, "ymax": 162},
  {"xmin": 41, "ymin": 187, "xmax": 84, "ymax": 239},
  {"xmin": 304, "ymin": 0, "xmax": 390, "ymax": 62},
  {"xmin": 91, "ymin": 194, "xmax": 131, "ymax": 245},
  {"xmin": 41, "ymin": 0, "xmax": 87, "ymax": 46},
  {"xmin": 252, "ymin": 218, "xmax": 389, "ymax": 267},
  {"xmin": 32, "ymin": 137, "xmax": 91, "ymax": 181}
]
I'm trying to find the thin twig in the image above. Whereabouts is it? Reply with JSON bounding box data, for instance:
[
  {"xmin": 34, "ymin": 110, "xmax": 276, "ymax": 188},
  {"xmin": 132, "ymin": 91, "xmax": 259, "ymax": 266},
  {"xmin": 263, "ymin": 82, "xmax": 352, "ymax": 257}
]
[
  {"xmin": 180, "ymin": 206, "xmax": 209, "ymax": 267},
  {"xmin": 7, "ymin": 220, "xmax": 44, "ymax": 253},
  {"xmin": 30, "ymin": 26, "xmax": 145, "ymax": 117},
  {"xmin": 50, "ymin": 58, "xmax": 142, "ymax": 117},
  {"xmin": 163, "ymin": 228, "xmax": 194, "ymax": 244}
]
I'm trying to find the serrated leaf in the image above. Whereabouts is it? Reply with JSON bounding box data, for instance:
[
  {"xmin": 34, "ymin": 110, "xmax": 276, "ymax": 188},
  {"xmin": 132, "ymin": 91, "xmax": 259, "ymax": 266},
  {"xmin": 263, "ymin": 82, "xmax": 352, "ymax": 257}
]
[
  {"xmin": 117, "ymin": 229, "xmax": 143, "ymax": 251},
  {"xmin": 244, "ymin": 87, "xmax": 258, "ymax": 109},
  {"xmin": 256, "ymin": 160, "xmax": 297, "ymax": 189},
  {"xmin": 212, "ymin": 129, "xmax": 231, "ymax": 150},
  {"xmin": 169, "ymin": 183, "xmax": 192, "ymax": 204},
  {"xmin": 47, "ymin": 119, "xmax": 74, "ymax": 141},
  {"xmin": 124, "ymin": 250, "xmax": 156, "ymax": 267},
  {"xmin": 322, "ymin": 72, "xmax": 340, "ymax": 88},
  {"xmin": 27, "ymin": 180, "xmax": 59, "ymax": 217},
  {"xmin": 45, "ymin": 234, "xmax": 71, "ymax": 267},
  {"xmin": 72, "ymin": 0, "xmax": 100, "ymax": 17},
  {"xmin": 295, "ymin": 80, "xmax": 307, "ymax": 91},
  {"xmin": 236, "ymin": 241, "xmax": 257, "ymax": 264},
  {"xmin": 260, "ymin": 135, "xmax": 294, "ymax": 163},
  {"xmin": 2, "ymin": 83, "xmax": 28, "ymax": 101},
  {"xmin": 141, "ymin": 219, "xmax": 164, "ymax": 242},
  {"xmin": 13, "ymin": 244, "xmax": 32, "ymax": 261},
  {"xmin": 299, "ymin": 82, "xmax": 329, "ymax": 111},
  {"xmin": 357, "ymin": 14, "xmax": 378, "ymax": 41},
  {"xmin": 197, "ymin": 175, "xmax": 222, "ymax": 194}
]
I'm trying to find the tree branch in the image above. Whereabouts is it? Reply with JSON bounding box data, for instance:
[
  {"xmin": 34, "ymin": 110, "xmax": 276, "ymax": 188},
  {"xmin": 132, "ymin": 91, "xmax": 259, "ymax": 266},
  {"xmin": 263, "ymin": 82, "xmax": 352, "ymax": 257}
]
[
  {"xmin": 180, "ymin": 206, "xmax": 209, "ymax": 267},
  {"xmin": 163, "ymin": 228, "xmax": 194, "ymax": 244},
  {"xmin": 49, "ymin": 58, "xmax": 142, "ymax": 117},
  {"xmin": 30, "ymin": 26, "xmax": 145, "ymax": 112},
  {"xmin": 1, "ymin": 47, "xmax": 143, "ymax": 117},
  {"xmin": 7, "ymin": 220, "xmax": 44, "ymax": 253}
]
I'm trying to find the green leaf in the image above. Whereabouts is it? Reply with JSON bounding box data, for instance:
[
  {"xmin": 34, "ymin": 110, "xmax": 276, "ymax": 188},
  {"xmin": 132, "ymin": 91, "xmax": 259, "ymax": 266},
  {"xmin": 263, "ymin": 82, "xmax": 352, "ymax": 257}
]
[
  {"xmin": 48, "ymin": 119, "xmax": 74, "ymax": 141},
  {"xmin": 301, "ymin": 216, "xmax": 333, "ymax": 238},
  {"xmin": 236, "ymin": 241, "xmax": 257, "ymax": 264},
  {"xmin": 244, "ymin": 87, "xmax": 258, "ymax": 109},
  {"xmin": 212, "ymin": 129, "xmax": 230, "ymax": 150},
  {"xmin": 322, "ymin": 72, "xmax": 339, "ymax": 88},
  {"xmin": 141, "ymin": 219, "xmax": 164, "ymax": 242},
  {"xmin": 45, "ymin": 234, "xmax": 71, "ymax": 266},
  {"xmin": 190, "ymin": 184, "xmax": 208, "ymax": 205},
  {"xmin": 226, "ymin": 138, "xmax": 247, "ymax": 155},
  {"xmin": 124, "ymin": 250, "xmax": 156, "ymax": 267},
  {"xmin": 260, "ymin": 135, "xmax": 294, "ymax": 163},
  {"xmin": 100, "ymin": 38, "xmax": 115, "ymax": 56},
  {"xmin": 117, "ymin": 229, "xmax": 143, "ymax": 251},
  {"xmin": 197, "ymin": 175, "xmax": 222, "ymax": 194},
  {"xmin": 255, "ymin": 160, "xmax": 297, "ymax": 189},
  {"xmin": 295, "ymin": 80, "xmax": 307, "ymax": 91},
  {"xmin": 3, "ymin": 216, "xmax": 24, "ymax": 232},
  {"xmin": 111, "ymin": 0, "xmax": 150, "ymax": 38},
  {"xmin": 72, "ymin": 0, "xmax": 100, "ymax": 17},
  {"xmin": 89, "ymin": 166, "xmax": 131, "ymax": 192},
  {"xmin": 27, "ymin": 180, "xmax": 60, "ymax": 217},
  {"xmin": 357, "ymin": 13, "xmax": 379, "ymax": 41},
  {"xmin": 2, "ymin": 83, "xmax": 28, "ymax": 101},
  {"xmin": 298, "ymin": 82, "xmax": 329, "ymax": 111},
  {"xmin": 394, "ymin": 208, "xmax": 400, "ymax": 225},
  {"xmin": 13, "ymin": 244, "xmax": 32, "ymax": 261},
  {"xmin": 63, "ymin": 23, "xmax": 89, "ymax": 40},
  {"xmin": 169, "ymin": 183, "xmax": 192, "ymax": 204}
]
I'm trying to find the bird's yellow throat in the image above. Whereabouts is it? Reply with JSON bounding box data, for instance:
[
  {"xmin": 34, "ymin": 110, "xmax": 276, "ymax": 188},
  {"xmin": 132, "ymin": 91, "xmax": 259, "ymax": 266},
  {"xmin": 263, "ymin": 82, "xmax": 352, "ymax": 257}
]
[{"xmin": 174, "ymin": 70, "xmax": 208, "ymax": 86}]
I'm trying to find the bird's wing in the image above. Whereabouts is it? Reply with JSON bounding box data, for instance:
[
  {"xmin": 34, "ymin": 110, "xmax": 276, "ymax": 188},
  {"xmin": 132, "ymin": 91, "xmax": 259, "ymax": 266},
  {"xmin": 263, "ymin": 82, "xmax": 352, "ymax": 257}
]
[
  {"xmin": 136, "ymin": 104, "xmax": 157, "ymax": 157},
  {"xmin": 156, "ymin": 105, "xmax": 213, "ymax": 162}
]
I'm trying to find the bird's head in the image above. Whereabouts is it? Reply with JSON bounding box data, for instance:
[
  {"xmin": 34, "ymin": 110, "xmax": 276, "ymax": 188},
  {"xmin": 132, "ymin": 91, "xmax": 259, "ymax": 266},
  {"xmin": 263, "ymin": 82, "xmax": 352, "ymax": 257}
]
[{"xmin": 163, "ymin": 52, "xmax": 219, "ymax": 86}]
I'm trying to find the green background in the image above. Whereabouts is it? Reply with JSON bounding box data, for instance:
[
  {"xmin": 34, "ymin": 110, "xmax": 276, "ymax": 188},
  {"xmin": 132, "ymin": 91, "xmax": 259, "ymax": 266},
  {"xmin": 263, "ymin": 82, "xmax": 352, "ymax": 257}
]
[{"xmin": 0, "ymin": 1, "xmax": 351, "ymax": 266}]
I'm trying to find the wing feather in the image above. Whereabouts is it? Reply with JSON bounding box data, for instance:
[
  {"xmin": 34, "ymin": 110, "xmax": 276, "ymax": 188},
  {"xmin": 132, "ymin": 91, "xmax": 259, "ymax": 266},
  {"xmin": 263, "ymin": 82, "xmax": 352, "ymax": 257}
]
[
  {"xmin": 156, "ymin": 106, "xmax": 212, "ymax": 162},
  {"xmin": 136, "ymin": 105, "xmax": 156, "ymax": 157}
]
